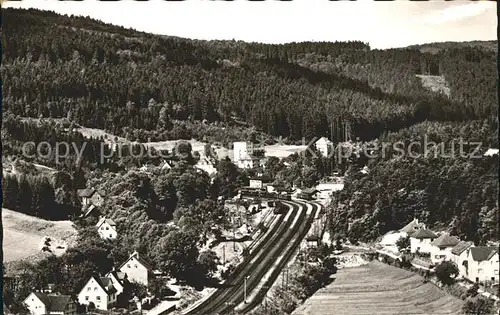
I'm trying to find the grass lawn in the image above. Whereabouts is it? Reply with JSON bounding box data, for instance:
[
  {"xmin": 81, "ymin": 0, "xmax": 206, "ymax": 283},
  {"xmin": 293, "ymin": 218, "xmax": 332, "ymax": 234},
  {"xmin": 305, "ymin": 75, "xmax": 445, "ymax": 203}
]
[{"xmin": 2, "ymin": 208, "xmax": 77, "ymax": 265}]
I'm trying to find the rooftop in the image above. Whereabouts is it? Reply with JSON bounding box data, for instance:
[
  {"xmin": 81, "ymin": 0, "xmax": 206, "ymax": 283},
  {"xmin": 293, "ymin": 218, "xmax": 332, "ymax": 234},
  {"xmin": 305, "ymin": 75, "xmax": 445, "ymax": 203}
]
[
  {"xmin": 431, "ymin": 233, "xmax": 460, "ymax": 248},
  {"xmin": 411, "ymin": 228, "xmax": 438, "ymax": 239},
  {"xmin": 451, "ymin": 241, "xmax": 473, "ymax": 256},
  {"xmin": 96, "ymin": 217, "xmax": 117, "ymax": 228},
  {"xmin": 28, "ymin": 293, "xmax": 73, "ymax": 312},
  {"xmin": 469, "ymin": 246, "xmax": 498, "ymax": 262},
  {"xmin": 399, "ymin": 218, "xmax": 426, "ymax": 234}
]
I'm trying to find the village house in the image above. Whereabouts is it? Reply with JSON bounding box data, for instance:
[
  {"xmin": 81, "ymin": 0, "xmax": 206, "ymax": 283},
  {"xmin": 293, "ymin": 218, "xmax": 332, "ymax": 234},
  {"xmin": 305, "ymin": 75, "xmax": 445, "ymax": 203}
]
[
  {"xmin": 410, "ymin": 228, "xmax": 438, "ymax": 254},
  {"xmin": 248, "ymin": 176, "xmax": 271, "ymax": 190},
  {"xmin": 400, "ymin": 218, "xmax": 426, "ymax": 235},
  {"xmin": 77, "ymin": 188, "xmax": 105, "ymax": 207},
  {"xmin": 429, "ymin": 233, "xmax": 460, "ymax": 264},
  {"xmin": 314, "ymin": 137, "xmax": 333, "ymax": 158},
  {"xmin": 23, "ymin": 292, "xmax": 76, "ymax": 315},
  {"xmin": 95, "ymin": 217, "xmax": 118, "ymax": 240},
  {"xmin": 119, "ymin": 251, "xmax": 155, "ymax": 287},
  {"xmin": 463, "ymin": 246, "xmax": 499, "ymax": 284},
  {"xmin": 105, "ymin": 269, "xmax": 128, "ymax": 296},
  {"xmin": 451, "ymin": 241, "xmax": 474, "ymax": 279},
  {"xmin": 297, "ymin": 188, "xmax": 319, "ymax": 200},
  {"xmin": 77, "ymin": 276, "xmax": 117, "ymax": 311},
  {"xmin": 194, "ymin": 155, "xmax": 217, "ymax": 176},
  {"xmin": 379, "ymin": 218, "xmax": 426, "ymax": 251}
]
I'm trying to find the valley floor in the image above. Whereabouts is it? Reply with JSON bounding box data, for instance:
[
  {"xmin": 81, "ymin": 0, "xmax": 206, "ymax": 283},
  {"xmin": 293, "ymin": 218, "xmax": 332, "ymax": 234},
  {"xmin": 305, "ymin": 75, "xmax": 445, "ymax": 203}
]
[{"xmin": 293, "ymin": 261, "xmax": 463, "ymax": 315}]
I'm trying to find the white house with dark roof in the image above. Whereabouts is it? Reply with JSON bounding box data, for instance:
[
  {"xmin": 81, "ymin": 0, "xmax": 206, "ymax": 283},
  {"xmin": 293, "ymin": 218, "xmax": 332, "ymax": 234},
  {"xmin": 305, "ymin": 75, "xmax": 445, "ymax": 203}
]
[
  {"xmin": 96, "ymin": 217, "xmax": 117, "ymax": 240},
  {"xmin": 410, "ymin": 228, "xmax": 438, "ymax": 254},
  {"xmin": 23, "ymin": 292, "xmax": 76, "ymax": 315},
  {"xmin": 119, "ymin": 251, "xmax": 155, "ymax": 286},
  {"xmin": 430, "ymin": 233, "xmax": 460, "ymax": 264},
  {"xmin": 77, "ymin": 276, "xmax": 117, "ymax": 311},
  {"xmin": 451, "ymin": 241, "xmax": 474, "ymax": 279},
  {"xmin": 463, "ymin": 246, "xmax": 499, "ymax": 283},
  {"xmin": 314, "ymin": 137, "xmax": 333, "ymax": 157}
]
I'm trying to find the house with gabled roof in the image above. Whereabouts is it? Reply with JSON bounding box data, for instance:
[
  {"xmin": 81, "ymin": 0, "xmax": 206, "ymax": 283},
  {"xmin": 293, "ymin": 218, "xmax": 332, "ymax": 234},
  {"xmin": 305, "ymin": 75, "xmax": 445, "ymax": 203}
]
[
  {"xmin": 77, "ymin": 188, "xmax": 105, "ymax": 207},
  {"xmin": 399, "ymin": 218, "xmax": 426, "ymax": 236},
  {"xmin": 23, "ymin": 292, "xmax": 76, "ymax": 315},
  {"xmin": 410, "ymin": 228, "xmax": 438, "ymax": 254},
  {"xmin": 96, "ymin": 217, "xmax": 117, "ymax": 240},
  {"xmin": 77, "ymin": 276, "xmax": 117, "ymax": 311},
  {"xmin": 451, "ymin": 241, "xmax": 474, "ymax": 279},
  {"xmin": 105, "ymin": 269, "xmax": 128, "ymax": 296},
  {"xmin": 463, "ymin": 246, "xmax": 499, "ymax": 283},
  {"xmin": 119, "ymin": 251, "xmax": 155, "ymax": 286},
  {"xmin": 430, "ymin": 233, "xmax": 460, "ymax": 263}
]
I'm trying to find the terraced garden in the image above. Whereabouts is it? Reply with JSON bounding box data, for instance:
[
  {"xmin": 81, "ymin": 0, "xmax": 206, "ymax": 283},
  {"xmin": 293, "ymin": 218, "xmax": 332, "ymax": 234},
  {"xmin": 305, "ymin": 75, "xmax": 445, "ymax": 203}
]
[{"xmin": 293, "ymin": 261, "xmax": 464, "ymax": 315}]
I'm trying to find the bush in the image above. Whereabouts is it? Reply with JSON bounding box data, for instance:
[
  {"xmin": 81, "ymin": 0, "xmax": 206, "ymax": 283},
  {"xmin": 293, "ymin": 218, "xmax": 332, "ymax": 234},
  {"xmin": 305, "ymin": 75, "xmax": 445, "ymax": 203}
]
[
  {"xmin": 467, "ymin": 282, "xmax": 480, "ymax": 298},
  {"xmin": 434, "ymin": 261, "xmax": 459, "ymax": 286},
  {"xmin": 462, "ymin": 297, "xmax": 494, "ymax": 315}
]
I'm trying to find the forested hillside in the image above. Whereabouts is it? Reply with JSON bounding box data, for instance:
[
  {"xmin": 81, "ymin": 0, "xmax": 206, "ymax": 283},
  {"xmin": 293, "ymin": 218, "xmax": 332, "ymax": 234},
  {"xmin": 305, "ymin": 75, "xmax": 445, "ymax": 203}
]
[
  {"xmin": 1, "ymin": 8, "xmax": 498, "ymax": 245},
  {"xmin": 2, "ymin": 8, "xmax": 496, "ymax": 142}
]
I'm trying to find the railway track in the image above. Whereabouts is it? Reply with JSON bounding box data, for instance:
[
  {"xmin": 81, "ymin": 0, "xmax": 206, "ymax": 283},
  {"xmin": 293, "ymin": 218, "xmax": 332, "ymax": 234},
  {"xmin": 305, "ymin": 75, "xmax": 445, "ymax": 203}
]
[{"xmin": 185, "ymin": 200, "xmax": 320, "ymax": 315}]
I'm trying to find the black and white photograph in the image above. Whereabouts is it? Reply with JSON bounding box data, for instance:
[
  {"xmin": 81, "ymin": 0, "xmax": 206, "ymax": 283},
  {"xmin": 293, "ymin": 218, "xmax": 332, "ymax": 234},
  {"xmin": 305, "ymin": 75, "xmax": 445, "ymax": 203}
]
[{"xmin": 0, "ymin": 0, "xmax": 498, "ymax": 314}]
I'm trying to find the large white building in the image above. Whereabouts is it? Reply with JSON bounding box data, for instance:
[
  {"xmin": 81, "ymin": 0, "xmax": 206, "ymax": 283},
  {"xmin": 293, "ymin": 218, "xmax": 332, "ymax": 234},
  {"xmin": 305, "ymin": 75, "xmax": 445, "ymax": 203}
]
[
  {"xmin": 77, "ymin": 276, "xmax": 117, "ymax": 311},
  {"xmin": 119, "ymin": 251, "xmax": 155, "ymax": 287},
  {"xmin": 463, "ymin": 246, "xmax": 499, "ymax": 283},
  {"xmin": 233, "ymin": 141, "xmax": 260, "ymax": 169},
  {"xmin": 410, "ymin": 228, "xmax": 438, "ymax": 254}
]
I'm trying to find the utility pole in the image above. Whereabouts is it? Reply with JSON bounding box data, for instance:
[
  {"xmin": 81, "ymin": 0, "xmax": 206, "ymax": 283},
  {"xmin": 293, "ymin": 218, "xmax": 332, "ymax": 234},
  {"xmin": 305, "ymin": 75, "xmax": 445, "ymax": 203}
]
[
  {"xmin": 244, "ymin": 276, "xmax": 250, "ymax": 303},
  {"xmin": 232, "ymin": 216, "xmax": 236, "ymax": 251}
]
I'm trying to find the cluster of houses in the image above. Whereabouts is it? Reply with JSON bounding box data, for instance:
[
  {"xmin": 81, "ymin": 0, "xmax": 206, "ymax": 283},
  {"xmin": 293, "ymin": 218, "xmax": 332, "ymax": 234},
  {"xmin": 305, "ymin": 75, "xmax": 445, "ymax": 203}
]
[
  {"xmin": 24, "ymin": 251, "xmax": 159, "ymax": 314},
  {"xmin": 380, "ymin": 218, "xmax": 499, "ymax": 285}
]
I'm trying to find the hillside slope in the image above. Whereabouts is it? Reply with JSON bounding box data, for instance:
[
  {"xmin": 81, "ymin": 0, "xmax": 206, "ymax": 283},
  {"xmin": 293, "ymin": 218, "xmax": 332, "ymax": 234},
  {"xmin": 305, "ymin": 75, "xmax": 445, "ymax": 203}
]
[
  {"xmin": 2, "ymin": 8, "xmax": 497, "ymax": 143},
  {"xmin": 293, "ymin": 262, "xmax": 464, "ymax": 315}
]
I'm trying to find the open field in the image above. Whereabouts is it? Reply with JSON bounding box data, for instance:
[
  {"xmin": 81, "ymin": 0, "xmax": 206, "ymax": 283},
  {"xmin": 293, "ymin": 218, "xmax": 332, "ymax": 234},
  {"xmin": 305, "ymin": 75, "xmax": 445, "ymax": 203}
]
[
  {"xmin": 293, "ymin": 261, "xmax": 464, "ymax": 315},
  {"xmin": 76, "ymin": 126, "xmax": 308, "ymax": 160},
  {"xmin": 263, "ymin": 144, "xmax": 308, "ymax": 159},
  {"xmin": 416, "ymin": 75, "xmax": 451, "ymax": 97},
  {"xmin": 2, "ymin": 208, "xmax": 77, "ymax": 263}
]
